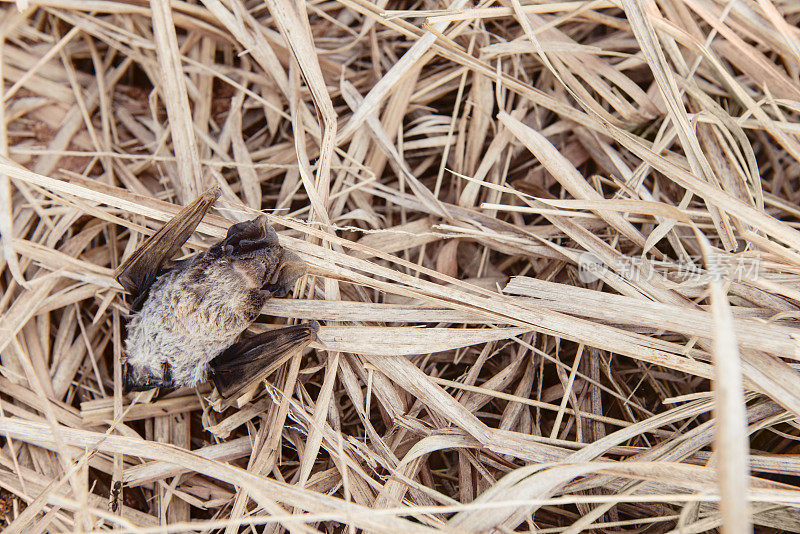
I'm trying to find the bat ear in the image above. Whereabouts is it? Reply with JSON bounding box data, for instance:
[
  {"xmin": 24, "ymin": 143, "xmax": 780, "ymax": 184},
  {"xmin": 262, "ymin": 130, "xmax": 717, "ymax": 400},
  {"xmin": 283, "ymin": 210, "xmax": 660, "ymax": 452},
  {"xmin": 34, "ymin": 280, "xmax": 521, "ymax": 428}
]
[
  {"xmin": 116, "ymin": 187, "xmax": 221, "ymax": 310},
  {"xmin": 265, "ymin": 250, "xmax": 306, "ymax": 297}
]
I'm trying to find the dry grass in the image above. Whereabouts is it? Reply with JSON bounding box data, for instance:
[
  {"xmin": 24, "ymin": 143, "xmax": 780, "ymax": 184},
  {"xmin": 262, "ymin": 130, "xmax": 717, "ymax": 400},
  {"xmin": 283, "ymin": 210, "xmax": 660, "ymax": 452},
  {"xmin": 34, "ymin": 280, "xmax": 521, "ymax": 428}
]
[{"xmin": 0, "ymin": 0, "xmax": 799, "ymax": 532}]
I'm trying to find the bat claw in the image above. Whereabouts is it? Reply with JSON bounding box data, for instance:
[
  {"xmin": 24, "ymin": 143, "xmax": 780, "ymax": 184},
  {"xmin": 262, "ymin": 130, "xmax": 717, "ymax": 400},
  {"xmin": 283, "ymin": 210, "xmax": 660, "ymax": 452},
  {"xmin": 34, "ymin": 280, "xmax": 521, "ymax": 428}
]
[
  {"xmin": 308, "ymin": 320, "xmax": 320, "ymax": 337},
  {"xmin": 202, "ymin": 186, "xmax": 223, "ymax": 202},
  {"xmin": 307, "ymin": 320, "xmax": 326, "ymax": 350}
]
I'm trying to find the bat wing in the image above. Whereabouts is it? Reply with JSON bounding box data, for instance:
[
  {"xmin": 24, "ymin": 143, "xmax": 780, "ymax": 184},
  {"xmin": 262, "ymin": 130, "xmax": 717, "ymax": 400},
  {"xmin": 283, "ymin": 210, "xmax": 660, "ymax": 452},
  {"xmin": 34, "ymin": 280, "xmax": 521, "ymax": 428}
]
[
  {"xmin": 115, "ymin": 187, "xmax": 221, "ymax": 310},
  {"xmin": 210, "ymin": 322, "xmax": 319, "ymax": 401}
]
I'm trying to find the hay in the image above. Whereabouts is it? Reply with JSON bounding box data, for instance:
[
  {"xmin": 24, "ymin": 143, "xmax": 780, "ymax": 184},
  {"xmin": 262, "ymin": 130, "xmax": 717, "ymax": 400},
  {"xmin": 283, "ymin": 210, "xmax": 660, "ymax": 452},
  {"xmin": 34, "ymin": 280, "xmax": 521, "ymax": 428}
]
[{"xmin": 0, "ymin": 0, "xmax": 799, "ymax": 531}]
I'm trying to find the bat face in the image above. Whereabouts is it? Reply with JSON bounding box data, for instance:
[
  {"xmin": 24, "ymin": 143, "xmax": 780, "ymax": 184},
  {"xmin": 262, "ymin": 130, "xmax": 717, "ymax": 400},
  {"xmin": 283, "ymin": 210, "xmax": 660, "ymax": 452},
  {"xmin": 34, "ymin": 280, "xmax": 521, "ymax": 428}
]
[
  {"xmin": 203, "ymin": 216, "xmax": 306, "ymax": 298},
  {"xmin": 116, "ymin": 189, "xmax": 317, "ymax": 400}
]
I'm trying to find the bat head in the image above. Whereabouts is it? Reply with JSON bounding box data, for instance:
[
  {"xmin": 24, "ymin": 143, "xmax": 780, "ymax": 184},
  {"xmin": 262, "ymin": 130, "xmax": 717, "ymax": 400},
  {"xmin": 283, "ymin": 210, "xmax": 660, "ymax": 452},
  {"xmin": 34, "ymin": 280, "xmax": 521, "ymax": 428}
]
[{"xmin": 206, "ymin": 215, "xmax": 284, "ymax": 290}]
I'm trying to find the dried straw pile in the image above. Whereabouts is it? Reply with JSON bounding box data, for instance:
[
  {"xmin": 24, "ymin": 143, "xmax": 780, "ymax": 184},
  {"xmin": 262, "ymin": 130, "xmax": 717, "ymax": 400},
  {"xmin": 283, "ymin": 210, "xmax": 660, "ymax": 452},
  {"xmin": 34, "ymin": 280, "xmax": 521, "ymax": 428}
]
[{"xmin": 1, "ymin": 0, "xmax": 800, "ymax": 532}]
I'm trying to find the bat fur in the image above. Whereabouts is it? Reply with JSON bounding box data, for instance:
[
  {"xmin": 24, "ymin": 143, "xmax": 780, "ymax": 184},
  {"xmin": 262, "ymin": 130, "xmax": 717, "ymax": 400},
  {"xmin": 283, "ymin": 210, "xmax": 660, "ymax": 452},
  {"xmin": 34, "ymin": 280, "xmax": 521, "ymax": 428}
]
[{"xmin": 120, "ymin": 199, "xmax": 311, "ymax": 393}]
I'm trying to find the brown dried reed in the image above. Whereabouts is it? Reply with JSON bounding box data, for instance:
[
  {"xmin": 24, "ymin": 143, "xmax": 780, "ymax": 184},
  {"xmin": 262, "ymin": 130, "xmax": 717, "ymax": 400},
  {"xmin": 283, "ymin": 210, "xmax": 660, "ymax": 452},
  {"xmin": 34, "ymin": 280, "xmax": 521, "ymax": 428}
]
[{"xmin": 1, "ymin": 0, "xmax": 800, "ymax": 532}]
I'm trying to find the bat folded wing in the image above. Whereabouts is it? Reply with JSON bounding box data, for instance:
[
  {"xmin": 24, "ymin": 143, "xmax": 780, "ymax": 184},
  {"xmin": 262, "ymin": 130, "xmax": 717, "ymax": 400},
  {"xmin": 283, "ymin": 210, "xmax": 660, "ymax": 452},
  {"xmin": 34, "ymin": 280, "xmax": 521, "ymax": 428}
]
[
  {"xmin": 209, "ymin": 321, "xmax": 319, "ymax": 404},
  {"xmin": 116, "ymin": 186, "xmax": 221, "ymax": 311}
]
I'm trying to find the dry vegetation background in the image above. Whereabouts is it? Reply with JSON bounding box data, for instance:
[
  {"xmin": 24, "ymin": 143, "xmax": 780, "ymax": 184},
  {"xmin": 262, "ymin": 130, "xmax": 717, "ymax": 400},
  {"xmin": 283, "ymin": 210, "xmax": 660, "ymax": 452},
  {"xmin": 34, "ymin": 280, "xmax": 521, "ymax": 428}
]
[{"xmin": 0, "ymin": 0, "xmax": 800, "ymax": 532}]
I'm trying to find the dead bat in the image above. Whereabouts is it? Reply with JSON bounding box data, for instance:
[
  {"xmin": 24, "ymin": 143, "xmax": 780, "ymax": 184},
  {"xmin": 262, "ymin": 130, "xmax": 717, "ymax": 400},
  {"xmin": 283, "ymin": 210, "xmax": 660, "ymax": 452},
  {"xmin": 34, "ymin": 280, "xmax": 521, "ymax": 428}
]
[{"xmin": 115, "ymin": 187, "xmax": 317, "ymax": 401}]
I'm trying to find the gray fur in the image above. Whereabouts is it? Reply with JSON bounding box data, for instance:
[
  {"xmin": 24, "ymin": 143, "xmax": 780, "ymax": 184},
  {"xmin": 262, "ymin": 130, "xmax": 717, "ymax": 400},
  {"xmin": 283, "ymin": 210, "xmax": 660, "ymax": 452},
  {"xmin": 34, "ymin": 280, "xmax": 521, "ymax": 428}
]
[{"xmin": 124, "ymin": 216, "xmax": 296, "ymax": 388}]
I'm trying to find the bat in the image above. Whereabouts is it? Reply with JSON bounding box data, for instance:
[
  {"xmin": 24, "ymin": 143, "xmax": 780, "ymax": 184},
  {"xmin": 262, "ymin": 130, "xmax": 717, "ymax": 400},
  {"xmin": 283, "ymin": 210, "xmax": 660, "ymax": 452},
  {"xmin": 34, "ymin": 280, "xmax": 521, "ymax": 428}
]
[{"xmin": 115, "ymin": 187, "xmax": 317, "ymax": 401}]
